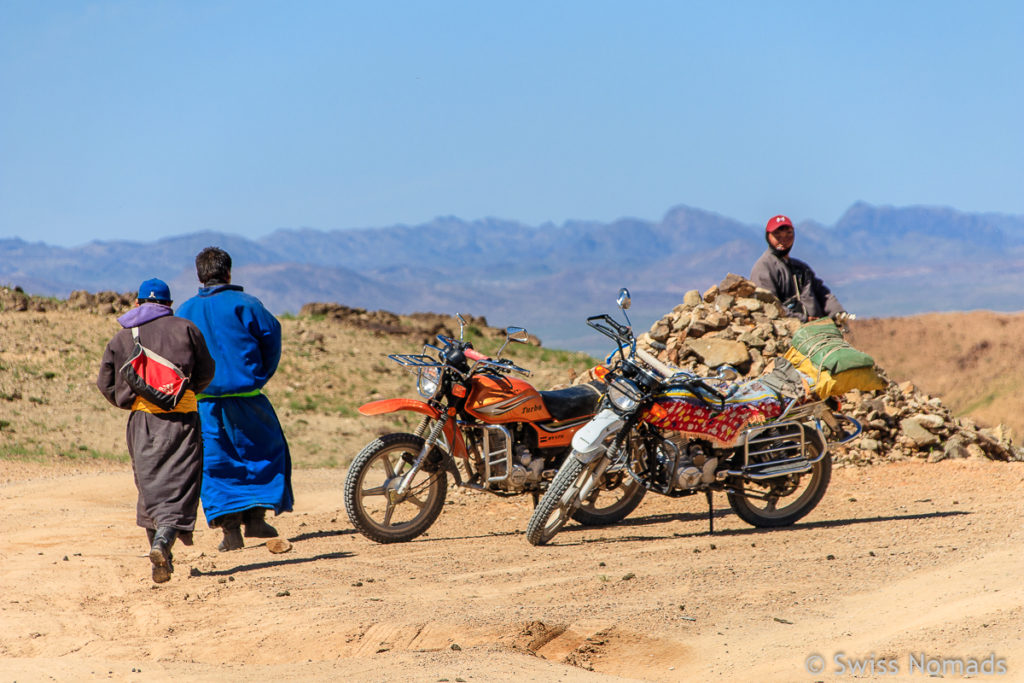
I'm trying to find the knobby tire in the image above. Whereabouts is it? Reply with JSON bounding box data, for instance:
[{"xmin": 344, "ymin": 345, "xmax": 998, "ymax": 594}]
[
  {"xmin": 525, "ymin": 457, "xmax": 588, "ymax": 546},
  {"xmin": 344, "ymin": 433, "xmax": 447, "ymax": 543}
]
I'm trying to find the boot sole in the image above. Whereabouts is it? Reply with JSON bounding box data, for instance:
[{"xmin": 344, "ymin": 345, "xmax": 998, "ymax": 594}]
[{"xmin": 150, "ymin": 547, "xmax": 172, "ymax": 583}]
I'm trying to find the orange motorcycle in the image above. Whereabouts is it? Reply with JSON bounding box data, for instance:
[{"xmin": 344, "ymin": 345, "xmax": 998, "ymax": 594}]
[{"xmin": 344, "ymin": 316, "xmax": 646, "ymax": 543}]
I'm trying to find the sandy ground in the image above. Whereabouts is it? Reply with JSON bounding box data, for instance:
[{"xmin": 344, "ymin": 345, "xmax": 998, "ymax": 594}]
[{"xmin": 1, "ymin": 457, "xmax": 1023, "ymax": 682}]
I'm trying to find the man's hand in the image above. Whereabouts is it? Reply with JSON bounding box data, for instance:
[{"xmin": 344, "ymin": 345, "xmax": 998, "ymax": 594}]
[{"xmin": 832, "ymin": 311, "xmax": 856, "ymax": 324}]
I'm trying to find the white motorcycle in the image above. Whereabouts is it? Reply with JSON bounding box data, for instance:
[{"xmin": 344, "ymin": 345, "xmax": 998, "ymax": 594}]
[{"xmin": 526, "ymin": 289, "xmax": 861, "ymax": 546}]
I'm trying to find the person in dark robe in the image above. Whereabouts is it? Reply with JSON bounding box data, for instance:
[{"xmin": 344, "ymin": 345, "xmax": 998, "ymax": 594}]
[
  {"xmin": 177, "ymin": 247, "xmax": 294, "ymax": 551},
  {"xmin": 97, "ymin": 278, "xmax": 215, "ymax": 583}
]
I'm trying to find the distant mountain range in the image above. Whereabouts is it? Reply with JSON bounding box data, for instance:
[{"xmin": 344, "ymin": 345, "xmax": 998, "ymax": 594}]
[{"xmin": 3, "ymin": 202, "xmax": 1023, "ymax": 353}]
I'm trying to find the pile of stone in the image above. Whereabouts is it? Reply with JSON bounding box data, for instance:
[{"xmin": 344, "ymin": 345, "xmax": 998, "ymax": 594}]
[
  {"xmin": 836, "ymin": 378, "xmax": 1021, "ymax": 465},
  {"xmin": 299, "ymin": 302, "xmax": 541, "ymax": 347},
  {"xmin": 631, "ymin": 273, "xmax": 1023, "ymax": 465},
  {"xmin": 1, "ymin": 285, "xmax": 134, "ymax": 315}
]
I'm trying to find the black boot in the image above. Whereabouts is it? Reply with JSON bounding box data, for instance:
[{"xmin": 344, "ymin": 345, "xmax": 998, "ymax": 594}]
[
  {"xmin": 243, "ymin": 507, "xmax": 278, "ymax": 538},
  {"xmin": 149, "ymin": 526, "xmax": 177, "ymax": 584},
  {"xmin": 216, "ymin": 513, "xmax": 244, "ymax": 552}
]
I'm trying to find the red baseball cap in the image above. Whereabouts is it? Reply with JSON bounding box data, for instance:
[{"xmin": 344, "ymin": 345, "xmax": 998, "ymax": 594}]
[{"xmin": 765, "ymin": 214, "xmax": 794, "ymax": 233}]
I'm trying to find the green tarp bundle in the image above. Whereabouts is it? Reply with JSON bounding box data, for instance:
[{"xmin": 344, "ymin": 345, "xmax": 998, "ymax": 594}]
[{"xmin": 789, "ymin": 318, "xmax": 876, "ymax": 375}]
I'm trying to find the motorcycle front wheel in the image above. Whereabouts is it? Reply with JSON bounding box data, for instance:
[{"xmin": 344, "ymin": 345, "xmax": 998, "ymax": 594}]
[
  {"xmin": 727, "ymin": 450, "xmax": 832, "ymax": 528},
  {"xmin": 570, "ymin": 468, "xmax": 645, "ymax": 526},
  {"xmin": 344, "ymin": 433, "xmax": 447, "ymax": 543},
  {"xmin": 526, "ymin": 457, "xmax": 593, "ymax": 546}
]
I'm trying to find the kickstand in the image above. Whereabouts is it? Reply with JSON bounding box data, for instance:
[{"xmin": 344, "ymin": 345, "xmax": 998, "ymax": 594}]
[{"xmin": 704, "ymin": 489, "xmax": 714, "ymax": 535}]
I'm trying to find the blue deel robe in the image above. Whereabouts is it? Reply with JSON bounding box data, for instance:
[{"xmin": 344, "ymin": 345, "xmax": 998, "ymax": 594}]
[{"xmin": 176, "ymin": 284, "xmax": 294, "ymax": 523}]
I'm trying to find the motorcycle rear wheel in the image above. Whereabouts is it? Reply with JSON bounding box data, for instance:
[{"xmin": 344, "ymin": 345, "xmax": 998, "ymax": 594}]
[
  {"xmin": 526, "ymin": 457, "xmax": 591, "ymax": 546},
  {"xmin": 344, "ymin": 433, "xmax": 447, "ymax": 543},
  {"xmin": 727, "ymin": 449, "xmax": 832, "ymax": 528}
]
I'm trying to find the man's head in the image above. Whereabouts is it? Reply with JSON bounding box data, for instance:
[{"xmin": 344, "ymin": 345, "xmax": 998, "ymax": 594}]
[
  {"xmin": 137, "ymin": 278, "xmax": 172, "ymax": 305},
  {"xmin": 195, "ymin": 247, "xmax": 232, "ymax": 285},
  {"xmin": 765, "ymin": 214, "xmax": 794, "ymax": 255}
]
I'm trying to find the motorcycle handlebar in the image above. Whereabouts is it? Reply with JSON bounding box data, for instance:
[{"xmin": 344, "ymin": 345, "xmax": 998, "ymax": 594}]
[
  {"xmin": 464, "ymin": 347, "xmax": 488, "ymax": 362},
  {"xmin": 634, "ymin": 346, "xmax": 733, "ymax": 402},
  {"xmin": 474, "ymin": 357, "xmax": 532, "ymax": 377},
  {"xmin": 634, "ymin": 347, "xmax": 676, "ymax": 378}
]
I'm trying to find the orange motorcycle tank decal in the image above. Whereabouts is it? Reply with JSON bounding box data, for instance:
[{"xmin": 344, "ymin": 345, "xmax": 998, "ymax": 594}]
[
  {"xmin": 464, "ymin": 374, "xmax": 551, "ymax": 423},
  {"xmin": 358, "ymin": 398, "xmax": 440, "ymax": 418},
  {"xmin": 528, "ymin": 415, "xmax": 594, "ymax": 448}
]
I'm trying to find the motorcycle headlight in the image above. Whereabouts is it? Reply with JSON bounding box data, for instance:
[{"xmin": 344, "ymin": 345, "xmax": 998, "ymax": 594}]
[
  {"xmin": 417, "ymin": 366, "xmax": 441, "ymax": 399},
  {"xmin": 608, "ymin": 377, "xmax": 640, "ymax": 412}
]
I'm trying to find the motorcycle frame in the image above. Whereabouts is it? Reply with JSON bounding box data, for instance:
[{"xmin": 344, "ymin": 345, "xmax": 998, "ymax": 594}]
[
  {"xmin": 361, "ymin": 398, "xmax": 589, "ymax": 494},
  {"xmin": 461, "ymin": 422, "xmax": 516, "ymax": 488}
]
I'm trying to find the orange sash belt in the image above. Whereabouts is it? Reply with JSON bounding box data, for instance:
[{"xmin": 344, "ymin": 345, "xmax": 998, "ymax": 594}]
[{"xmin": 131, "ymin": 390, "xmax": 198, "ymax": 414}]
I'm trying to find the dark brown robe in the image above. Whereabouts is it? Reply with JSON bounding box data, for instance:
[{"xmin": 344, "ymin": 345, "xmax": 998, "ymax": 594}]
[{"xmin": 97, "ymin": 311, "xmax": 215, "ymax": 531}]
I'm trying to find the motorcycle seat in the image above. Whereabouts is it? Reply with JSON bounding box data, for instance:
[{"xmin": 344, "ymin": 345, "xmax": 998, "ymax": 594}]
[{"xmin": 539, "ymin": 383, "xmax": 604, "ymax": 421}]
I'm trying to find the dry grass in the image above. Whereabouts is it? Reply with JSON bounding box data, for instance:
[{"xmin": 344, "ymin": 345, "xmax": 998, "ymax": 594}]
[
  {"xmin": 6, "ymin": 307, "xmax": 1021, "ymax": 470},
  {"xmin": 0, "ymin": 310, "xmax": 597, "ymax": 468}
]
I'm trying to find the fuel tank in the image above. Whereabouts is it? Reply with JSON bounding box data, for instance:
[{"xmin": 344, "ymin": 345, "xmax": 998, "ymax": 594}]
[{"xmin": 463, "ymin": 373, "xmax": 552, "ymax": 423}]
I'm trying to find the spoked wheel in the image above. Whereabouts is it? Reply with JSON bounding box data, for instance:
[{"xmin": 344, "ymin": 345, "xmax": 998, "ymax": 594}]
[
  {"xmin": 570, "ymin": 467, "xmax": 645, "ymax": 526},
  {"xmin": 344, "ymin": 433, "xmax": 447, "ymax": 543},
  {"xmin": 526, "ymin": 457, "xmax": 593, "ymax": 546},
  {"xmin": 727, "ymin": 435, "xmax": 831, "ymax": 528}
]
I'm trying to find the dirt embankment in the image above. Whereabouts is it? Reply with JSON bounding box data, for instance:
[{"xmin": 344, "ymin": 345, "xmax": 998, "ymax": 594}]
[{"xmin": 847, "ymin": 311, "xmax": 1024, "ymax": 437}]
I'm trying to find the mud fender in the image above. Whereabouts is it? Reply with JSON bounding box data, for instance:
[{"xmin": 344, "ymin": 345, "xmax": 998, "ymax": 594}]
[
  {"xmin": 358, "ymin": 398, "xmax": 441, "ymax": 418},
  {"xmin": 357, "ymin": 399, "xmax": 467, "ymax": 460},
  {"xmin": 571, "ymin": 408, "xmax": 624, "ymax": 463}
]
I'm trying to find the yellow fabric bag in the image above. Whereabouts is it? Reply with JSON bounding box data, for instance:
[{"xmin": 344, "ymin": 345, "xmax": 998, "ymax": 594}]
[{"xmin": 783, "ymin": 347, "xmax": 887, "ymax": 399}]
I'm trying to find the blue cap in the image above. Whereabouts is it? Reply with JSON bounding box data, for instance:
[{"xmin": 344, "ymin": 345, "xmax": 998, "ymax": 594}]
[{"xmin": 137, "ymin": 278, "xmax": 171, "ymax": 303}]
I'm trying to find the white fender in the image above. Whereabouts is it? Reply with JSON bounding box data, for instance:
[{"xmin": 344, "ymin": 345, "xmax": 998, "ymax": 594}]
[{"xmin": 571, "ymin": 408, "xmax": 624, "ymax": 463}]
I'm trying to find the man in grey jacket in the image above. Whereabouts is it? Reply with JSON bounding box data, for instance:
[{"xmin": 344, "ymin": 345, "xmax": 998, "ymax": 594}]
[{"xmin": 750, "ymin": 214, "xmax": 846, "ymax": 322}]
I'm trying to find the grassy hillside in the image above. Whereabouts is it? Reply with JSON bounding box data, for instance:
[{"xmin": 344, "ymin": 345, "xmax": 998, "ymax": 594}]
[
  {"xmin": 4, "ymin": 306, "xmax": 1022, "ymax": 470},
  {"xmin": 0, "ymin": 309, "xmax": 597, "ymax": 469}
]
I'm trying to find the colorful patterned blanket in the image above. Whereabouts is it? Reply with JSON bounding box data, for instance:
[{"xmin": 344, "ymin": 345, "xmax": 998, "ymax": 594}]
[{"xmin": 642, "ymin": 379, "xmax": 784, "ymax": 448}]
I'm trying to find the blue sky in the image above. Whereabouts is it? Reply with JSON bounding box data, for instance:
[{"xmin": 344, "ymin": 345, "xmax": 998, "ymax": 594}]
[{"xmin": 1, "ymin": 1, "xmax": 1022, "ymax": 247}]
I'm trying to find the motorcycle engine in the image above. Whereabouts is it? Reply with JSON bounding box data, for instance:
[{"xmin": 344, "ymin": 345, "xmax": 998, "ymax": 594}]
[
  {"xmin": 507, "ymin": 445, "xmax": 544, "ymax": 490},
  {"xmin": 668, "ymin": 437, "xmax": 718, "ymax": 491}
]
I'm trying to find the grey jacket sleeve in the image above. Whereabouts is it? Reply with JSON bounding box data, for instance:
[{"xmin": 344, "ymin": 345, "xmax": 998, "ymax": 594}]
[{"xmin": 809, "ymin": 270, "xmax": 845, "ymax": 318}]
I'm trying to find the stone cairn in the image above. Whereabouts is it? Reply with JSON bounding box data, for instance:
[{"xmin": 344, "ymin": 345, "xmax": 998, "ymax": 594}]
[{"xmin": 627, "ymin": 273, "xmax": 1023, "ymax": 466}]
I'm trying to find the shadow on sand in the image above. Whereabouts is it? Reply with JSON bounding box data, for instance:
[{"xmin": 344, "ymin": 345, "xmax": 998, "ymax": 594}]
[{"xmin": 547, "ymin": 508, "xmax": 972, "ymax": 545}]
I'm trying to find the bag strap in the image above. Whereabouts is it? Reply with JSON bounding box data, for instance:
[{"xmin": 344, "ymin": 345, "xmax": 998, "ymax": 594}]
[{"xmin": 132, "ymin": 326, "xmax": 140, "ymax": 342}]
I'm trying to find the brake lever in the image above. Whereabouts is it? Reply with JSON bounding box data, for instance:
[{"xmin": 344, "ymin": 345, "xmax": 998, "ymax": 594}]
[{"xmin": 476, "ymin": 357, "xmax": 532, "ymax": 378}]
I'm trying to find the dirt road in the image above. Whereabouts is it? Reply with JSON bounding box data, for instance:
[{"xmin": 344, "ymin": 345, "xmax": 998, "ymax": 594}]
[{"xmin": 2, "ymin": 458, "xmax": 1022, "ymax": 681}]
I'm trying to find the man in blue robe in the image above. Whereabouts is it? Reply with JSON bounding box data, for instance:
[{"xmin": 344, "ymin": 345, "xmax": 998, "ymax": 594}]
[{"xmin": 177, "ymin": 247, "xmax": 294, "ymax": 551}]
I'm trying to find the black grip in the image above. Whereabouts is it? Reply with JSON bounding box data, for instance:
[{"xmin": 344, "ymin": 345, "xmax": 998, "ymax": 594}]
[{"xmin": 586, "ymin": 314, "xmax": 632, "ymax": 343}]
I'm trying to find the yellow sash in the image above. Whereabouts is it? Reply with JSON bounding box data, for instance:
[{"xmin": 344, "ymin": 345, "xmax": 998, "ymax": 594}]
[{"xmin": 131, "ymin": 390, "xmax": 198, "ymax": 414}]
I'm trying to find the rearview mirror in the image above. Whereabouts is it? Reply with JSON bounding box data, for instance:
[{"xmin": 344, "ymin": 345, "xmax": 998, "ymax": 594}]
[
  {"xmin": 715, "ymin": 365, "xmax": 739, "ymax": 381},
  {"xmin": 506, "ymin": 326, "xmax": 529, "ymax": 344},
  {"xmin": 616, "ymin": 288, "xmax": 631, "ymax": 311}
]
